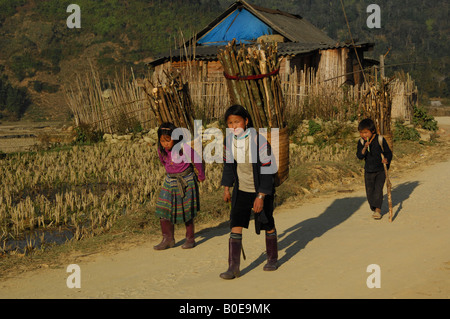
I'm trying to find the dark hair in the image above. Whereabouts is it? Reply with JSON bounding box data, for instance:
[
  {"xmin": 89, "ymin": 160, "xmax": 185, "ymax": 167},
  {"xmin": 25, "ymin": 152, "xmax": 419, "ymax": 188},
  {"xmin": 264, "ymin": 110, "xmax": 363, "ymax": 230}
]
[
  {"xmin": 224, "ymin": 104, "xmax": 254, "ymax": 128},
  {"xmin": 157, "ymin": 122, "xmax": 181, "ymax": 157},
  {"xmin": 358, "ymin": 118, "xmax": 376, "ymax": 133}
]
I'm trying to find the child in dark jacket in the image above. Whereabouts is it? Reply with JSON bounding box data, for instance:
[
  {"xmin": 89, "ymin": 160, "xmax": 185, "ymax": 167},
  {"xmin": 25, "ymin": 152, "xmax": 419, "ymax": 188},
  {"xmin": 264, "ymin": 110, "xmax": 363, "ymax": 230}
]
[
  {"xmin": 220, "ymin": 105, "xmax": 278, "ymax": 280},
  {"xmin": 356, "ymin": 118, "xmax": 393, "ymax": 219}
]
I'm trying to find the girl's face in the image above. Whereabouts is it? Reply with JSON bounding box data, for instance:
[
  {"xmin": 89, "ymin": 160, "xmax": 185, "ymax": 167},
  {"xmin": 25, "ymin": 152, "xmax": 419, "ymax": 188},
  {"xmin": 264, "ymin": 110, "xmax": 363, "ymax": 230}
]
[
  {"xmin": 160, "ymin": 134, "xmax": 174, "ymax": 150},
  {"xmin": 359, "ymin": 128, "xmax": 374, "ymax": 141},
  {"xmin": 227, "ymin": 115, "xmax": 248, "ymax": 137}
]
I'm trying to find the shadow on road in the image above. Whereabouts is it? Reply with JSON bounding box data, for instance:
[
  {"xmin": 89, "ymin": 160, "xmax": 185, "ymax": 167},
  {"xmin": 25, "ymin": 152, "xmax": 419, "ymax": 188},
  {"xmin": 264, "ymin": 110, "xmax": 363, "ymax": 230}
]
[
  {"xmin": 241, "ymin": 196, "xmax": 366, "ymax": 275},
  {"xmin": 196, "ymin": 181, "xmax": 420, "ymax": 276},
  {"xmin": 195, "ymin": 221, "xmax": 230, "ymax": 247},
  {"xmin": 383, "ymin": 181, "xmax": 419, "ymax": 221}
]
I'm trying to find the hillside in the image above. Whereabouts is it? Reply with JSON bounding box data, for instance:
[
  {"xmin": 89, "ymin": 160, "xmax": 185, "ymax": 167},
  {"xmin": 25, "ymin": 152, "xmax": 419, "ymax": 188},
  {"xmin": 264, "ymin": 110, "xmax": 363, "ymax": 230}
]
[{"xmin": 0, "ymin": 0, "xmax": 448, "ymax": 122}]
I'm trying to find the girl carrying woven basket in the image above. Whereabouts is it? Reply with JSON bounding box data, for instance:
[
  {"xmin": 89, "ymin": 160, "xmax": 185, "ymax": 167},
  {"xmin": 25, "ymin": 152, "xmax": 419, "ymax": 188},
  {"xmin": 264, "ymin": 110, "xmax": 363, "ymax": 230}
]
[{"xmin": 220, "ymin": 105, "xmax": 278, "ymax": 279}]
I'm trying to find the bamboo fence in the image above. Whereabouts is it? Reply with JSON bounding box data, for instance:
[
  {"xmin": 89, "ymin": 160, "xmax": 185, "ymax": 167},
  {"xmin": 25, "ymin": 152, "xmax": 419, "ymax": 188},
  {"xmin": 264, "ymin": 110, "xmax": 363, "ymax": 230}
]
[
  {"xmin": 152, "ymin": 62, "xmax": 416, "ymax": 125},
  {"xmin": 65, "ymin": 55, "xmax": 417, "ymax": 138},
  {"xmin": 65, "ymin": 65, "xmax": 154, "ymax": 134},
  {"xmin": 390, "ymin": 73, "xmax": 417, "ymax": 121},
  {"xmin": 280, "ymin": 68, "xmax": 364, "ymax": 121}
]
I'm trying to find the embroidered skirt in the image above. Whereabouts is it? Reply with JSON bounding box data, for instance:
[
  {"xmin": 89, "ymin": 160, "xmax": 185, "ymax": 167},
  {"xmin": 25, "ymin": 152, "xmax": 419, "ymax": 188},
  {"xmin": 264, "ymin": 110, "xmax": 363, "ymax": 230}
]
[{"xmin": 155, "ymin": 172, "xmax": 200, "ymax": 224}]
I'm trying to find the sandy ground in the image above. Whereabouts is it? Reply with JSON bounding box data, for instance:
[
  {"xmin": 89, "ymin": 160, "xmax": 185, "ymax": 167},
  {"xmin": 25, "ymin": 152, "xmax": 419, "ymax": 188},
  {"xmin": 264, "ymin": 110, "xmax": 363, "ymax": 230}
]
[{"xmin": 0, "ymin": 118, "xmax": 449, "ymax": 300}]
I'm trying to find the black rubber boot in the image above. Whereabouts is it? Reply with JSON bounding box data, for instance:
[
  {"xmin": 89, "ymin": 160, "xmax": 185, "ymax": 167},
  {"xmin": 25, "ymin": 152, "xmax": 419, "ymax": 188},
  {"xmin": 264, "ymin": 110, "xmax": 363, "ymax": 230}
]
[
  {"xmin": 263, "ymin": 232, "xmax": 278, "ymax": 271},
  {"xmin": 219, "ymin": 237, "xmax": 242, "ymax": 279}
]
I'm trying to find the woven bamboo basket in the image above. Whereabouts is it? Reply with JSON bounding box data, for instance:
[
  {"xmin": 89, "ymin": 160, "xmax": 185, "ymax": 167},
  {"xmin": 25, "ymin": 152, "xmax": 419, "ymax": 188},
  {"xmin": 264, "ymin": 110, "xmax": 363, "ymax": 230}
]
[{"xmin": 260, "ymin": 127, "xmax": 289, "ymax": 187}]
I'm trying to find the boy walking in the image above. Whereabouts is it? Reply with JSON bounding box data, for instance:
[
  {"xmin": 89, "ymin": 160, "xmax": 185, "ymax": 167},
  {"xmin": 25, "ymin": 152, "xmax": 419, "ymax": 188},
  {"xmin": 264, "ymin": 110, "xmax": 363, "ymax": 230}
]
[{"xmin": 356, "ymin": 119, "xmax": 393, "ymax": 219}]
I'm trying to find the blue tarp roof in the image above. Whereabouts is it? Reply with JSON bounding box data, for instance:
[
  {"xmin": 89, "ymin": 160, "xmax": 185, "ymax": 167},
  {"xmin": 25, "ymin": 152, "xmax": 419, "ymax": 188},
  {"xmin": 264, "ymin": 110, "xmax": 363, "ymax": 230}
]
[{"xmin": 197, "ymin": 8, "xmax": 273, "ymax": 45}]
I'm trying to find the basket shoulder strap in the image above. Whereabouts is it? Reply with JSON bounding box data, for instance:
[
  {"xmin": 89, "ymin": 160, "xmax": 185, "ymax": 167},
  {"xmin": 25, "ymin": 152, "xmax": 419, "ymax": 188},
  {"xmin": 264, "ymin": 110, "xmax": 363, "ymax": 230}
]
[
  {"xmin": 378, "ymin": 135, "xmax": 384, "ymax": 152},
  {"xmin": 360, "ymin": 138, "xmax": 365, "ymax": 146}
]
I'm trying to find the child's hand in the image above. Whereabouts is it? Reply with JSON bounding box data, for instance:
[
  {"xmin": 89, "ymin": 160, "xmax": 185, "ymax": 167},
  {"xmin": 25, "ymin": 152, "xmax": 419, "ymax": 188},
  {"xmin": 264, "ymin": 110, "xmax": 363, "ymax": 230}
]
[
  {"xmin": 382, "ymin": 158, "xmax": 389, "ymax": 164},
  {"xmin": 253, "ymin": 198, "xmax": 264, "ymax": 213},
  {"xmin": 223, "ymin": 189, "xmax": 231, "ymax": 202},
  {"xmin": 253, "ymin": 194, "xmax": 265, "ymax": 213},
  {"xmin": 362, "ymin": 136, "xmax": 374, "ymax": 154},
  {"xmin": 364, "ymin": 136, "xmax": 374, "ymax": 148}
]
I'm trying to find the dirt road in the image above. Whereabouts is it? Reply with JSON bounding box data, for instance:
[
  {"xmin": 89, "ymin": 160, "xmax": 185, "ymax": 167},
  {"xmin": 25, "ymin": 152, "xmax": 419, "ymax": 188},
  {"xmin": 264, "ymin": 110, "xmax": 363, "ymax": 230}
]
[{"xmin": 1, "ymin": 119, "xmax": 449, "ymax": 299}]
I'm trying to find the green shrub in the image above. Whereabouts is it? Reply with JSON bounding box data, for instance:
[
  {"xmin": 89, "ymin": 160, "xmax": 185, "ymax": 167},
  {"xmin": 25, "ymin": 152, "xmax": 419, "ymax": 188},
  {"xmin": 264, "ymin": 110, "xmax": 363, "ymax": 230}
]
[
  {"xmin": 286, "ymin": 112, "xmax": 303, "ymax": 136},
  {"xmin": 393, "ymin": 121, "xmax": 420, "ymax": 141},
  {"xmin": 73, "ymin": 122, "xmax": 104, "ymax": 144},
  {"xmin": 0, "ymin": 0, "xmax": 26, "ymax": 24},
  {"xmin": 308, "ymin": 119, "xmax": 322, "ymax": 136},
  {"xmin": 0, "ymin": 77, "xmax": 30, "ymax": 118},
  {"xmin": 413, "ymin": 105, "xmax": 438, "ymax": 131},
  {"xmin": 113, "ymin": 112, "xmax": 143, "ymax": 135},
  {"xmin": 10, "ymin": 55, "xmax": 44, "ymax": 81},
  {"xmin": 32, "ymin": 81, "xmax": 59, "ymax": 93}
]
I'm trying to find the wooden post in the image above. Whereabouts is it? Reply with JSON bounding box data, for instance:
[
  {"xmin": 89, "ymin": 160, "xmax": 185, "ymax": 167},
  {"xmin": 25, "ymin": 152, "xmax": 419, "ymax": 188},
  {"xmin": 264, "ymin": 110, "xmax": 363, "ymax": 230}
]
[
  {"xmin": 381, "ymin": 153, "xmax": 393, "ymax": 222},
  {"xmin": 380, "ymin": 55, "xmax": 385, "ymax": 79}
]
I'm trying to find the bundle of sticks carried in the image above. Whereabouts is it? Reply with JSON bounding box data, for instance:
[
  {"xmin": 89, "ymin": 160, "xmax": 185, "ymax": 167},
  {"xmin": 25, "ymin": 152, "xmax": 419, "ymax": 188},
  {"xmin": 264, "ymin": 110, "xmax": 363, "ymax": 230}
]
[
  {"xmin": 217, "ymin": 39, "xmax": 286, "ymax": 130},
  {"xmin": 143, "ymin": 71, "xmax": 195, "ymax": 134},
  {"xmin": 361, "ymin": 71, "xmax": 395, "ymax": 149}
]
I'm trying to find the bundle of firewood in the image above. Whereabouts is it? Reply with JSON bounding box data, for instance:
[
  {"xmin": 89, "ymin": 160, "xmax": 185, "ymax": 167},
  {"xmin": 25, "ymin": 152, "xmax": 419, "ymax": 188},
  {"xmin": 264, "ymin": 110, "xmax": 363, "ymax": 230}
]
[
  {"xmin": 361, "ymin": 71, "xmax": 395, "ymax": 150},
  {"xmin": 218, "ymin": 39, "xmax": 286, "ymax": 130},
  {"xmin": 143, "ymin": 71, "xmax": 195, "ymax": 134}
]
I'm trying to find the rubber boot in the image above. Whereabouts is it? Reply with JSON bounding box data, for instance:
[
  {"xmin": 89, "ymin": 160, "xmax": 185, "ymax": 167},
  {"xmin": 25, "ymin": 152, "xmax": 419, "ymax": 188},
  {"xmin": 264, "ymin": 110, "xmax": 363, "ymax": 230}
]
[
  {"xmin": 263, "ymin": 232, "xmax": 278, "ymax": 271},
  {"xmin": 153, "ymin": 218, "xmax": 175, "ymax": 250},
  {"xmin": 181, "ymin": 219, "xmax": 195, "ymax": 249},
  {"xmin": 219, "ymin": 237, "xmax": 242, "ymax": 279}
]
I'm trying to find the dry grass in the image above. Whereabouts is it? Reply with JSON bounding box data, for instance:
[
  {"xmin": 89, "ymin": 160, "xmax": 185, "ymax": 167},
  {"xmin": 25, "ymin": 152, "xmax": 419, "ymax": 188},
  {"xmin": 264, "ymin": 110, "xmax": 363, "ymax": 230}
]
[{"xmin": 0, "ymin": 136, "xmax": 228, "ymax": 254}]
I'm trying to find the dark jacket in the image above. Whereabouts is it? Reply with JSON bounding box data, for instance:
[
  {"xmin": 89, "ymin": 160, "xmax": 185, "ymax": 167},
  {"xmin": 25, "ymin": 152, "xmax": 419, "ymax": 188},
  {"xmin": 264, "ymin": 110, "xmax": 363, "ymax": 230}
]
[
  {"xmin": 356, "ymin": 134, "xmax": 393, "ymax": 173},
  {"xmin": 221, "ymin": 130, "xmax": 276, "ymax": 209}
]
